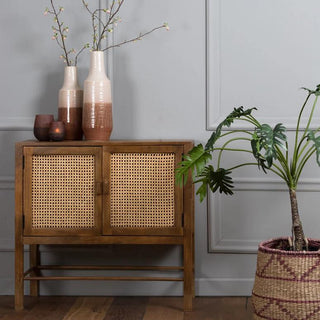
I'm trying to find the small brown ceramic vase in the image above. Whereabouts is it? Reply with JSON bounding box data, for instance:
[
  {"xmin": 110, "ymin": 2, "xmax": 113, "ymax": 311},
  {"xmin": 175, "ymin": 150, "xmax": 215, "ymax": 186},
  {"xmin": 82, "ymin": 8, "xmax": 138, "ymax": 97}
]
[
  {"xmin": 33, "ymin": 114, "xmax": 54, "ymax": 141},
  {"xmin": 48, "ymin": 121, "xmax": 65, "ymax": 141}
]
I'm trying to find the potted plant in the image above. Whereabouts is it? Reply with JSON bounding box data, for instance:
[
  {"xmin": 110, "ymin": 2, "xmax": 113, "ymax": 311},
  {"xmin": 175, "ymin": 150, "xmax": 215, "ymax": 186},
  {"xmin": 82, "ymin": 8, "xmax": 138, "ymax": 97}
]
[{"xmin": 176, "ymin": 85, "xmax": 320, "ymax": 319}]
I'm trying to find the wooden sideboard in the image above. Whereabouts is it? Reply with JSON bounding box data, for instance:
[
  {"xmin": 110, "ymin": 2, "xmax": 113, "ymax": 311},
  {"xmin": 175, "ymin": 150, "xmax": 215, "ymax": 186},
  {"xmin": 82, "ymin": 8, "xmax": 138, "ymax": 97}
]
[{"xmin": 15, "ymin": 140, "xmax": 194, "ymax": 311}]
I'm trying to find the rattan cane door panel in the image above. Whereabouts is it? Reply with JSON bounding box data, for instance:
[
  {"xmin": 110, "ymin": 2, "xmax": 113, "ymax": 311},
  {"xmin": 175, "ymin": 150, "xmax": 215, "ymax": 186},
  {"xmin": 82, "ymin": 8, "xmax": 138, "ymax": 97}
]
[
  {"xmin": 23, "ymin": 147, "xmax": 102, "ymax": 236},
  {"xmin": 103, "ymin": 146, "xmax": 183, "ymax": 235}
]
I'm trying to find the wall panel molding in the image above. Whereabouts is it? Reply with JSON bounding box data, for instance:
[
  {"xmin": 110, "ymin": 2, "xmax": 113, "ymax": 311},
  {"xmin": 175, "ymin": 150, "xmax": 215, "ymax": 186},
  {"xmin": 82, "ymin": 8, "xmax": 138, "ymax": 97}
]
[
  {"xmin": 0, "ymin": 176, "xmax": 14, "ymax": 190},
  {"xmin": 206, "ymin": 0, "xmax": 320, "ymax": 131},
  {"xmin": 208, "ymin": 178, "xmax": 320, "ymax": 253},
  {"xmin": 0, "ymin": 117, "xmax": 33, "ymax": 131}
]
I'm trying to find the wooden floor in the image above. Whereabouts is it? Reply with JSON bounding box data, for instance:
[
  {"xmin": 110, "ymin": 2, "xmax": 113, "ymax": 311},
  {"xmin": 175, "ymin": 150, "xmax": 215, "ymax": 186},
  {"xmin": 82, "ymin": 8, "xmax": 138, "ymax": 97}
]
[{"xmin": 0, "ymin": 296, "xmax": 253, "ymax": 320}]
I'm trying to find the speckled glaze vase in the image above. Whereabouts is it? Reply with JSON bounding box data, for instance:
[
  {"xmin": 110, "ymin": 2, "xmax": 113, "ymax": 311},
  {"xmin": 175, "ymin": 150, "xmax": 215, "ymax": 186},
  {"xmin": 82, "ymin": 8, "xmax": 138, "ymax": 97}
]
[
  {"xmin": 82, "ymin": 51, "xmax": 113, "ymax": 141},
  {"xmin": 58, "ymin": 66, "xmax": 83, "ymax": 140}
]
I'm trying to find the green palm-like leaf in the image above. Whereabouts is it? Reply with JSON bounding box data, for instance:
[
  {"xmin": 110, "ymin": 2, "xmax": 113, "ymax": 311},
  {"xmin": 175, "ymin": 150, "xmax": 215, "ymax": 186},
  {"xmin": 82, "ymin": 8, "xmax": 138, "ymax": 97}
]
[
  {"xmin": 227, "ymin": 106, "xmax": 258, "ymax": 120},
  {"xmin": 205, "ymin": 106, "xmax": 257, "ymax": 150},
  {"xmin": 175, "ymin": 144, "xmax": 212, "ymax": 186},
  {"xmin": 205, "ymin": 131, "xmax": 220, "ymax": 151},
  {"xmin": 251, "ymin": 138, "xmax": 268, "ymax": 173},
  {"xmin": 253, "ymin": 123, "xmax": 287, "ymax": 168},
  {"xmin": 195, "ymin": 179, "xmax": 208, "ymax": 203},
  {"xmin": 302, "ymin": 84, "xmax": 320, "ymax": 96},
  {"xmin": 195, "ymin": 165, "xmax": 234, "ymax": 200},
  {"xmin": 307, "ymin": 130, "xmax": 320, "ymax": 166}
]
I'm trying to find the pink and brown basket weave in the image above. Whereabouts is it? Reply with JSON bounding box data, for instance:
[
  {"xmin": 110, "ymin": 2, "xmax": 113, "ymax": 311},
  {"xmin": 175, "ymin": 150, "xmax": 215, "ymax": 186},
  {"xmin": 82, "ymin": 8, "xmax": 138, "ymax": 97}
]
[{"xmin": 252, "ymin": 238, "xmax": 320, "ymax": 320}]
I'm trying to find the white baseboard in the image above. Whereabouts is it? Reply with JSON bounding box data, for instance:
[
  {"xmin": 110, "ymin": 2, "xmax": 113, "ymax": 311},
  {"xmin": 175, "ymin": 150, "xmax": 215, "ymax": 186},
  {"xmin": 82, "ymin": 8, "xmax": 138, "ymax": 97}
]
[
  {"xmin": 196, "ymin": 278, "xmax": 254, "ymax": 296},
  {"xmin": 0, "ymin": 278, "xmax": 254, "ymax": 296}
]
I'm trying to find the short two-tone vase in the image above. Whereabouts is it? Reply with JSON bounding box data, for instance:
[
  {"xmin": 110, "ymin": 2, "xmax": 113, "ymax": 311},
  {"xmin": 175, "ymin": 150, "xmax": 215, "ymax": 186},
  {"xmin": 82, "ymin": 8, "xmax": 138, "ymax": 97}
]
[
  {"xmin": 82, "ymin": 51, "xmax": 113, "ymax": 141},
  {"xmin": 58, "ymin": 66, "xmax": 83, "ymax": 140}
]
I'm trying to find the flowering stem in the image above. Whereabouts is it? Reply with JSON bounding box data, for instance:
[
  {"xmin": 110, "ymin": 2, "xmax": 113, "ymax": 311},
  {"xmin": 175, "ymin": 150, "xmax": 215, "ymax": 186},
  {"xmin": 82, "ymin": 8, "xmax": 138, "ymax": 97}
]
[
  {"xmin": 82, "ymin": 0, "xmax": 168, "ymax": 52},
  {"xmin": 45, "ymin": 0, "xmax": 89, "ymax": 65},
  {"xmin": 97, "ymin": 0, "xmax": 125, "ymax": 50},
  {"xmin": 50, "ymin": 0, "xmax": 70, "ymax": 65},
  {"xmin": 81, "ymin": 0, "xmax": 102, "ymax": 49},
  {"xmin": 75, "ymin": 45, "xmax": 88, "ymax": 66},
  {"xmin": 103, "ymin": 25, "xmax": 167, "ymax": 51}
]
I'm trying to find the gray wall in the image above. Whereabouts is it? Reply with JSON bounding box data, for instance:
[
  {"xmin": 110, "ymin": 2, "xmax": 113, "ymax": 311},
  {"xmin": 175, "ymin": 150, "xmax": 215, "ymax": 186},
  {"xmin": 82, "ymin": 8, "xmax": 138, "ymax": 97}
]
[{"xmin": 1, "ymin": 0, "xmax": 320, "ymax": 297}]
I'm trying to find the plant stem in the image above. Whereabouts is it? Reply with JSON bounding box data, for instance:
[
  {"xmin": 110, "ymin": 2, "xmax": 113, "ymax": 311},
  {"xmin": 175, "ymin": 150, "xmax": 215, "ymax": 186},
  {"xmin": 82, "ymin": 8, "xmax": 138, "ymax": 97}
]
[
  {"xmin": 228, "ymin": 163, "xmax": 259, "ymax": 171},
  {"xmin": 212, "ymin": 147, "xmax": 253, "ymax": 155},
  {"xmin": 270, "ymin": 163, "xmax": 290, "ymax": 184},
  {"xmin": 217, "ymin": 137, "xmax": 252, "ymax": 168},
  {"xmin": 227, "ymin": 163, "xmax": 287, "ymax": 181},
  {"xmin": 296, "ymin": 136, "xmax": 309, "ymax": 161},
  {"xmin": 236, "ymin": 117, "xmax": 260, "ymax": 127},
  {"xmin": 97, "ymin": 0, "xmax": 125, "ymax": 50},
  {"xmin": 102, "ymin": 25, "xmax": 166, "ymax": 51},
  {"xmin": 291, "ymin": 93, "xmax": 312, "ymax": 174},
  {"xmin": 294, "ymin": 96, "xmax": 319, "ymax": 167},
  {"xmin": 245, "ymin": 114, "xmax": 260, "ymax": 127},
  {"xmin": 274, "ymin": 145, "xmax": 292, "ymax": 186},
  {"xmin": 74, "ymin": 45, "xmax": 87, "ymax": 66},
  {"xmin": 295, "ymin": 147, "xmax": 316, "ymax": 183},
  {"xmin": 303, "ymin": 95, "xmax": 318, "ymax": 137},
  {"xmin": 50, "ymin": 0, "xmax": 70, "ymax": 65},
  {"xmin": 289, "ymin": 188, "xmax": 306, "ymax": 251},
  {"xmin": 219, "ymin": 130, "xmax": 253, "ymax": 138}
]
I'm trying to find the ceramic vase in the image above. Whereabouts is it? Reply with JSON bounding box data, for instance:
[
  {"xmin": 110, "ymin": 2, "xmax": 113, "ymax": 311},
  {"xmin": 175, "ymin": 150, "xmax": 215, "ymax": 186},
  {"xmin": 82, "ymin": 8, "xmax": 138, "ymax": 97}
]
[
  {"xmin": 82, "ymin": 51, "xmax": 113, "ymax": 141},
  {"xmin": 58, "ymin": 66, "xmax": 83, "ymax": 140}
]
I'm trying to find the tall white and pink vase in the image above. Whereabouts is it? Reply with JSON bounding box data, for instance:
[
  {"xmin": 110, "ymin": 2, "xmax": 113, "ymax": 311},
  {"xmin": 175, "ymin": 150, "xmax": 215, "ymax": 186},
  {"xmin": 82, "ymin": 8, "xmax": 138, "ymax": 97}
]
[{"xmin": 82, "ymin": 51, "xmax": 113, "ymax": 140}]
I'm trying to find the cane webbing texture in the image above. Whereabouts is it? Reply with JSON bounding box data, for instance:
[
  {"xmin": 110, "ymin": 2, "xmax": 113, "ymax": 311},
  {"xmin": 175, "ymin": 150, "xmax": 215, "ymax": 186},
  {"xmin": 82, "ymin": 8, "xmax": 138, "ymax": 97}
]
[
  {"xmin": 31, "ymin": 154, "xmax": 95, "ymax": 229},
  {"xmin": 110, "ymin": 153, "xmax": 175, "ymax": 228}
]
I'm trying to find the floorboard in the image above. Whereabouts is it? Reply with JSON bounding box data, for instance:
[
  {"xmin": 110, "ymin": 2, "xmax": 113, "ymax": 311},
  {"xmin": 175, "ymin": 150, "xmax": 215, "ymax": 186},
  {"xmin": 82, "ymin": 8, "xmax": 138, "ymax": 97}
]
[{"xmin": 0, "ymin": 296, "xmax": 254, "ymax": 319}]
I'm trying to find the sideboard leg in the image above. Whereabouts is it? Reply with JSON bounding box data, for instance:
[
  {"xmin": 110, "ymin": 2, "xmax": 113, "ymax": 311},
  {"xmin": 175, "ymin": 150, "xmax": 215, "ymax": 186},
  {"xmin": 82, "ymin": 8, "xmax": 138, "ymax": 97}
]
[
  {"xmin": 183, "ymin": 142, "xmax": 194, "ymax": 312},
  {"xmin": 192, "ymin": 232, "xmax": 195, "ymax": 298},
  {"xmin": 183, "ymin": 238, "xmax": 193, "ymax": 312},
  {"xmin": 15, "ymin": 239, "xmax": 24, "ymax": 311},
  {"xmin": 30, "ymin": 244, "xmax": 40, "ymax": 297}
]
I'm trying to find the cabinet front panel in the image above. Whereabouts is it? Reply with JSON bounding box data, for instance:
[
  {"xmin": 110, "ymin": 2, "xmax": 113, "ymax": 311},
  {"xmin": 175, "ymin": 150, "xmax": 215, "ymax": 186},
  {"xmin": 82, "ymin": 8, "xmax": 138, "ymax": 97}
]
[
  {"xmin": 24, "ymin": 147, "xmax": 102, "ymax": 236},
  {"xmin": 104, "ymin": 146, "xmax": 183, "ymax": 235},
  {"xmin": 110, "ymin": 152, "xmax": 175, "ymax": 228},
  {"xmin": 32, "ymin": 154, "xmax": 95, "ymax": 229}
]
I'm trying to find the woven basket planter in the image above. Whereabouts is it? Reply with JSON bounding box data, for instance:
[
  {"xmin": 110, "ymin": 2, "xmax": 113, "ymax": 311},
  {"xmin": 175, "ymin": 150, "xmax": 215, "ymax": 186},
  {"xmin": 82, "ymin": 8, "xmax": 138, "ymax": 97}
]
[{"xmin": 252, "ymin": 238, "xmax": 320, "ymax": 320}]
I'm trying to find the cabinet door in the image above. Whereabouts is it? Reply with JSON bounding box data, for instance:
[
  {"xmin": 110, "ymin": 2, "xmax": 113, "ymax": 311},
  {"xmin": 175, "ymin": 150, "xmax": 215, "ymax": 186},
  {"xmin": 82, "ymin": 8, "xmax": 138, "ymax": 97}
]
[
  {"xmin": 23, "ymin": 147, "xmax": 102, "ymax": 236},
  {"xmin": 103, "ymin": 145, "xmax": 184, "ymax": 235}
]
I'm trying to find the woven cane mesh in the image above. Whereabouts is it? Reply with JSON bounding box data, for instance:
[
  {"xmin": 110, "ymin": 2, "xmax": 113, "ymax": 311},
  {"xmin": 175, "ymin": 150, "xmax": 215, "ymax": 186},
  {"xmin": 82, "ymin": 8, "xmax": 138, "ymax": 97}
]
[
  {"xmin": 31, "ymin": 155, "xmax": 95, "ymax": 229},
  {"xmin": 110, "ymin": 153, "xmax": 175, "ymax": 228}
]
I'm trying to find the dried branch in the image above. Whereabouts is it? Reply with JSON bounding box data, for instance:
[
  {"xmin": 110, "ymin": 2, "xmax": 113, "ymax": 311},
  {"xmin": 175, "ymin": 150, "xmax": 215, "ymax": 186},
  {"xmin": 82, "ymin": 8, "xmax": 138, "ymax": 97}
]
[
  {"xmin": 103, "ymin": 24, "xmax": 168, "ymax": 51},
  {"xmin": 44, "ymin": 0, "xmax": 88, "ymax": 65},
  {"xmin": 81, "ymin": 0, "xmax": 169, "ymax": 52}
]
